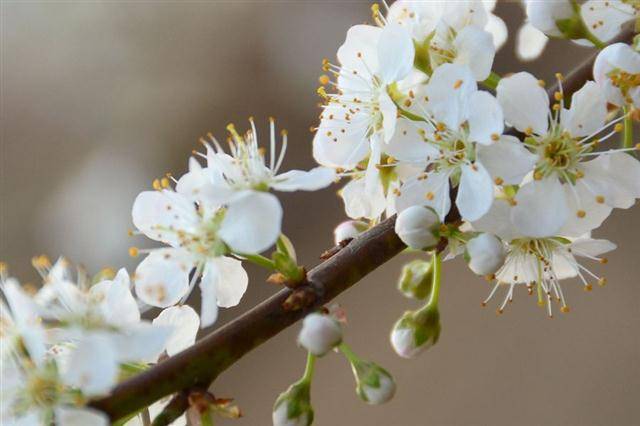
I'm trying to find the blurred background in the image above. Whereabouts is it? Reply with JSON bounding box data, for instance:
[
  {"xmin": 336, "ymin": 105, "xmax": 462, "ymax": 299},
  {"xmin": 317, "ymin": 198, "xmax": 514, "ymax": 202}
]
[{"xmin": 1, "ymin": 1, "xmax": 638, "ymax": 425}]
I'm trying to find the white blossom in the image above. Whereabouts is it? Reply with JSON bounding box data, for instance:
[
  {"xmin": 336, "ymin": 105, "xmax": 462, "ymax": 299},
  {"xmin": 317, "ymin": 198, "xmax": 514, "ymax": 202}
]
[
  {"xmin": 594, "ymin": 42, "xmax": 640, "ymax": 108},
  {"xmin": 394, "ymin": 205, "xmax": 440, "ymax": 250},
  {"xmin": 297, "ymin": 313, "xmax": 342, "ymax": 357},
  {"xmin": 466, "ymin": 233, "xmax": 506, "ymax": 276}
]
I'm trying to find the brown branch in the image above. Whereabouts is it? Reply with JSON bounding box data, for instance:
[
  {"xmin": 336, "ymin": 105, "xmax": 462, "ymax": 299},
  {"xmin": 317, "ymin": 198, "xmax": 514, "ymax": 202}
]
[{"xmin": 91, "ymin": 26, "xmax": 635, "ymax": 423}]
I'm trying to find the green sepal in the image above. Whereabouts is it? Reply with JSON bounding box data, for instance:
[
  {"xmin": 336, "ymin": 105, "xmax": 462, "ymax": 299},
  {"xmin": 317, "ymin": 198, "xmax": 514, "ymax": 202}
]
[{"xmin": 398, "ymin": 259, "xmax": 434, "ymax": 300}]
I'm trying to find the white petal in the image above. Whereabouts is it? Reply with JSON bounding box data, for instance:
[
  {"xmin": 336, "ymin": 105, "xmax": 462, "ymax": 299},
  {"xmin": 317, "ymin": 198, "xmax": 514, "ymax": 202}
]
[
  {"xmin": 453, "ymin": 25, "xmax": 496, "ymax": 81},
  {"xmin": 219, "ymin": 190, "xmax": 282, "ymax": 254},
  {"xmin": 467, "ymin": 91, "xmax": 503, "ymax": 145},
  {"xmin": 134, "ymin": 249, "xmax": 194, "ymax": 308},
  {"xmin": 377, "ymin": 23, "xmax": 415, "ymax": 84},
  {"xmin": 581, "ymin": 152, "xmax": 640, "ymax": 209},
  {"xmin": 526, "ymin": 0, "xmax": 574, "ymax": 37},
  {"xmin": 456, "ymin": 162, "xmax": 494, "ymax": 221},
  {"xmin": 271, "ymin": 167, "xmax": 335, "ymax": 192},
  {"xmin": 485, "ymin": 13, "xmax": 508, "ymax": 50},
  {"xmin": 132, "ymin": 190, "xmax": 199, "ymax": 246},
  {"xmin": 337, "ymin": 25, "xmax": 381, "ymax": 90},
  {"xmin": 570, "ymin": 238, "xmax": 617, "ymax": 258},
  {"xmin": 340, "ymin": 176, "xmax": 386, "ymax": 220},
  {"xmin": 312, "ymin": 106, "xmax": 370, "ymax": 169},
  {"xmin": 476, "ymin": 135, "xmax": 537, "ymax": 184},
  {"xmin": 153, "ymin": 306, "xmax": 200, "ymax": 357},
  {"xmin": 61, "ymin": 333, "xmax": 119, "ymax": 397},
  {"xmin": 55, "ymin": 407, "xmax": 109, "ymax": 426},
  {"xmin": 557, "ymin": 180, "xmax": 612, "ymax": 237},
  {"xmin": 471, "ymin": 198, "xmax": 520, "ymax": 241},
  {"xmin": 379, "ymin": 91, "xmax": 398, "ymax": 143},
  {"xmin": 511, "ymin": 178, "xmax": 569, "ymax": 237},
  {"xmin": 581, "ymin": 0, "xmax": 635, "ymax": 43},
  {"xmin": 395, "ymin": 172, "xmax": 451, "ymax": 221},
  {"xmin": 199, "ymin": 262, "xmax": 219, "ymax": 328},
  {"xmin": 384, "ymin": 119, "xmax": 438, "ymax": 164},
  {"xmin": 425, "ymin": 63, "xmax": 477, "ymax": 129},
  {"xmin": 560, "ymin": 81, "xmax": 607, "ymax": 138},
  {"xmin": 466, "ymin": 233, "xmax": 506, "ymax": 276},
  {"xmin": 516, "ymin": 22, "xmax": 548, "ymax": 61},
  {"xmin": 207, "ymin": 257, "xmax": 248, "ymax": 308},
  {"xmin": 497, "ymin": 72, "xmax": 549, "ymax": 135},
  {"xmin": 113, "ymin": 323, "xmax": 172, "ymax": 363},
  {"xmin": 91, "ymin": 269, "xmax": 140, "ymax": 328}
]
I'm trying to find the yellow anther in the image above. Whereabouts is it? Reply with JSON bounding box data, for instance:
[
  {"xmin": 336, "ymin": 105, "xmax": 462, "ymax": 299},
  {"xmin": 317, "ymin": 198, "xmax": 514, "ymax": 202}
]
[
  {"xmin": 127, "ymin": 229, "xmax": 134, "ymax": 237},
  {"xmin": 598, "ymin": 277, "xmax": 607, "ymax": 286},
  {"xmin": 614, "ymin": 123, "xmax": 624, "ymax": 132},
  {"xmin": 425, "ymin": 192, "xmax": 435, "ymax": 200},
  {"xmin": 576, "ymin": 210, "xmax": 586, "ymax": 218},
  {"xmin": 453, "ymin": 79, "xmax": 463, "ymax": 89},
  {"xmin": 635, "ymin": 143, "xmax": 640, "ymax": 150},
  {"xmin": 317, "ymin": 86, "xmax": 328, "ymax": 99},
  {"xmin": 554, "ymin": 91, "xmax": 563, "ymax": 101},
  {"xmin": 496, "ymin": 308, "xmax": 503, "ymax": 315},
  {"xmin": 537, "ymin": 300, "xmax": 545, "ymax": 307},
  {"xmin": 436, "ymin": 122, "xmax": 446, "ymax": 132},
  {"xmin": 595, "ymin": 195, "xmax": 605, "ymax": 204},
  {"xmin": 152, "ymin": 179, "xmax": 162, "ymax": 191},
  {"xmin": 128, "ymin": 247, "xmax": 140, "ymax": 258},
  {"xmin": 491, "ymin": 133, "xmax": 500, "ymax": 142},
  {"xmin": 31, "ymin": 255, "xmax": 51, "ymax": 269},
  {"xmin": 318, "ymin": 75, "xmax": 330, "ymax": 85},
  {"xmin": 524, "ymin": 127, "xmax": 533, "ymax": 136},
  {"xmin": 0, "ymin": 262, "xmax": 7, "ymax": 274},
  {"xmin": 552, "ymin": 103, "xmax": 561, "ymax": 111},
  {"xmin": 404, "ymin": 99, "xmax": 412, "ymax": 107},
  {"xmin": 226, "ymin": 123, "xmax": 242, "ymax": 140},
  {"xmin": 599, "ymin": 257, "xmax": 608, "ymax": 264},
  {"xmin": 555, "ymin": 72, "xmax": 564, "ymax": 81},
  {"xmin": 584, "ymin": 284, "xmax": 593, "ymax": 292},
  {"xmin": 494, "ymin": 177, "xmax": 504, "ymax": 185},
  {"xmin": 386, "ymin": 156, "xmax": 397, "ymax": 164},
  {"xmin": 160, "ymin": 177, "xmax": 170, "ymax": 189},
  {"xmin": 560, "ymin": 306, "xmax": 570, "ymax": 314},
  {"xmin": 371, "ymin": 3, "xmax": 380, "ymax": 15},
  {"xmin": 533, "ymin": 171, "xmax": 543, "ymax": 180},
  {"xmin": 537, "ymin": 79, "xmax": 546, "ymax": 87}
]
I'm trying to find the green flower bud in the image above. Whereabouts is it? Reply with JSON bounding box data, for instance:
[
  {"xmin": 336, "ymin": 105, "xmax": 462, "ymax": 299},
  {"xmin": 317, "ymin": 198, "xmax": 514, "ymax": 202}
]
[
  {"xmin": 352, "ymin": 361, "xmax": 396, "ymax": 405},
  {"xmin": 398, "ymin": 259, "xmax": 434, "ymax": 300},
  {"xmin": 272, "ymin": 381, "xmax": 314, "ymax": 426},
  {"xmin": 390, "ymin": 307, "xmax": 441, "ymax": 359}
]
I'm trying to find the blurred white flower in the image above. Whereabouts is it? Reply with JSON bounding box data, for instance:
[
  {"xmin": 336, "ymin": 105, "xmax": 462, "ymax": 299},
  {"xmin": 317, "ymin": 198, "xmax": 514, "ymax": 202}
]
[{"xmin": 594, "ymin": 42, "xmax": 640, "ymax": 108}]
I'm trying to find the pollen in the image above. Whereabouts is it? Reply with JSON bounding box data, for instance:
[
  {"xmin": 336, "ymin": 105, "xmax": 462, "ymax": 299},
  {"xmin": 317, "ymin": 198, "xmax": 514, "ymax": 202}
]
[
  {"xmin": 596, "ymin": 195, "xmax": 605, "ymax": 204},
  {"xmin": 317, "ymin": 86, "xmax": 328, "ymax": 99},
  {"xmin": 318, "ymin": 75, "xmax": 330, "ymax": 85},
  {"xmin": 554, "ymin": 91, "xmax": 563, "ymax": 101},
  {"xmin": 525, "ymin": 127, "xmax": 533, "ymax": 136},
  {"xmin": 599, "ymin": 257, "xmax": 608, "ymax": 264},
  {"xmin": 576, "ymin": 210, "xmax": 586, "ymax": 218},
  {"xmin": 533, "ymin": 171, "xmax": 543, "ymax": 180},
  {"xmin": 494, "ymin": 177, "xmax": 504, "ymax": 185},
  {"xmin": 160, "ymin": 177, "xmax": 170, "ymax": 189},
  {"xmin": 425, "ymin": 192, "xmax": 435, "ymax": 200},
  {"xmin": 614, "ymin": 123, "xmax": 624, "ymax": 132},
  {"xmin": 560, "ymin": 306, "xmax": 570, "ymax": 313},
  {"xmin": 453, "ymin": 79, "xmax": 463, "ymax": 89},
  {"xmin": 537, "ymin": 79, "xmax": 546, "ymax": 87},
  {"xmin": 584, "ymin": 284, "xmax": 593, "ymax": 292},
  {"xmin": 128, "ymin": 247, "xmax": 140, "ymax": 258},
  {"xmin": 598, "ymin": 277, "xmax": 607, "ymax": 286},
  {"xmin": 491, "ymin": 133, "xmax": 500, "ymax": 141},
  {"xmin": 555, "ymin": 72, "xmax": 564, "ymax": 82},
  {"xmin": 152, "ymin": 179, "xmax": 162, "ymax": 191}
]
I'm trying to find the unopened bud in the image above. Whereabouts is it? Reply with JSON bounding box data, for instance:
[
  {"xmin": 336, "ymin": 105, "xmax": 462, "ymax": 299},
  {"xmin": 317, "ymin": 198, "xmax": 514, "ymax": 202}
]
[
  {"xmin": 390, "ymin": 307, "xmax": 441, "ymax": 359},
  {"xmin": 272, "ymin": 382, "xmax": 313, "ymax": 426},
  {"xmin": 394, "ymin": 206, "xmax": 439, "ymax": 250},
  {"xmin": 333, "ymin": 220, "xmax": 368, "ymax": 245},
  {"xmin": 298, "ymin": 313, "xmax": 342, "ymax": 356},
  {"xmin": 353, "ymin": 361, "xmax": 396, "ymax": 405},
  {"xmin": 398, "ymin": 259, "xmax": 433, "ymax": 300},
  {"xmin": 465, "ymin": 233, "xmax": 506, "ymax": 276}
]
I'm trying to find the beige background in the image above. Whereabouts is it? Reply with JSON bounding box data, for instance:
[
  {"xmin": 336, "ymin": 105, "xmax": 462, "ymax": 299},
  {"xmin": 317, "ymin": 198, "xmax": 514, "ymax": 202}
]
[{"xmin": 1, "ymin": 1, "xmax": 638, "ymax": 425}]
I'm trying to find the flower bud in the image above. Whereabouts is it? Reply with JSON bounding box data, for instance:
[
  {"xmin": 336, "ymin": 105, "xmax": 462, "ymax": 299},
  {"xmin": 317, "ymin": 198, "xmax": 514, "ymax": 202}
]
[
  {"xmin": 272, "ymin": 382, "xmax": 313, "ymax": 426},
  {"xmin": 297, "ymin": 313, "xmax": 342, "ymax": 356},
  {"xmin": 394, "ymin": 206, "xmax": 439, "ymax": 250},
  {"xmin": 352, "ymin": 361, "xmax": 396, "ymax": 405},
  {"xmin": 390, "ymin": 308, "xmax": 441, "ymax": 359},
  {"xmin": 397, "ymin": 259, "xmax": 433, "ymax": 300},
  {"xmin": 465, "ymin": 233, "xmax": 506, "ymax": 276},
  {"xmin": 333, "ymin": 220, "xmax": 368, "ymax": 245}
]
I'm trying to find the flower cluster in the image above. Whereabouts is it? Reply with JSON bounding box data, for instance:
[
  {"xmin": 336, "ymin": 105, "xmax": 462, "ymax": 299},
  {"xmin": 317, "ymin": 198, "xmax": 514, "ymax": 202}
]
[
  {"xmin": 316, "ymin": 1, "xmax": 640, "ymax": 323},
  {"xmin": 2, "ymin": 1, "xmax": 640, "ymax": 425}
]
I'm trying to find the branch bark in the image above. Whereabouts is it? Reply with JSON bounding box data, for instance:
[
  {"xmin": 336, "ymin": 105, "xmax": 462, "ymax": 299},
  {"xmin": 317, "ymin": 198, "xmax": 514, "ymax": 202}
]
[{"xmin": 90, "ymin": 26, "xmax": 634, "ymax": 423}]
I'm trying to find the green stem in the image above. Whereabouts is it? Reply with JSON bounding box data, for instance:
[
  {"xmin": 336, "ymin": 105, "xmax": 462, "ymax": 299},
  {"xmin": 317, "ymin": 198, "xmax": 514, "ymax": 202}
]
[
  {"xmin": 200, "ymin": 410, "xmax": 214, "ymax": 426},
  {"xmin": 300, "ymin": 352, "xmax": 317, "ymax": 385},
  {"xmin": 481, "ymin": 71, "xmax": 502, "ymax": 91},
  {"xmin": 238, "ymin": 253, "xmax": 276, "ymax": 270},
  {"xmin": 397, "ymin": 105, "xmax": 428, "ymax": 122},
  {"xmin": 337, "ymin": 343, "xmax": 360, "ymax": 366},
  {"xmin": 426, "ymin": 252, "xmax": 441, "ymax": 308},
  {"xmin": 623, "ymin": 106, "xmax": 634, "ymax": 150}
]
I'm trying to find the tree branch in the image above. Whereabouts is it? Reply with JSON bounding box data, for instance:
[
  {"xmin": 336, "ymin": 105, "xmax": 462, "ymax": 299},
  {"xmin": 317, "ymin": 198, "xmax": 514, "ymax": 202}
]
[{"xmin": 90, "ymin": 26, "xmax": 634, "ymax": 423}]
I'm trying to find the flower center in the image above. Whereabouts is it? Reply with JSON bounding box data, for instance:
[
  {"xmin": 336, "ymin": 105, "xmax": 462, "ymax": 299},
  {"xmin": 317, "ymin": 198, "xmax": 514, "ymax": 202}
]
[
  {"xmin": 530, "ymin": 132, "xmax": 584, "ymax": 182},
  {"xmin": 608, "ymin": 68, "xmax": 640, "ymax": 104}
]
